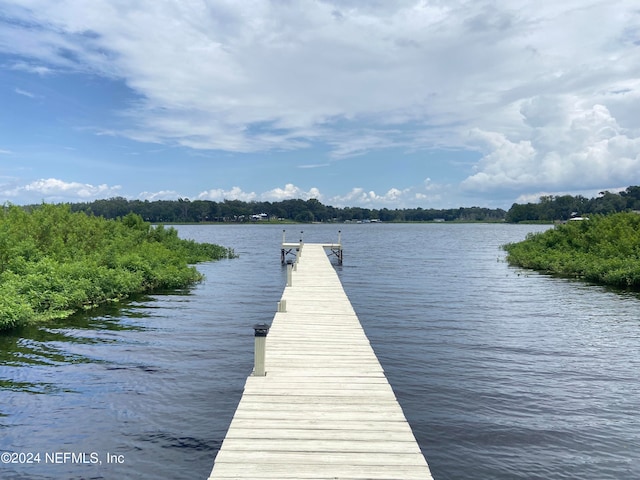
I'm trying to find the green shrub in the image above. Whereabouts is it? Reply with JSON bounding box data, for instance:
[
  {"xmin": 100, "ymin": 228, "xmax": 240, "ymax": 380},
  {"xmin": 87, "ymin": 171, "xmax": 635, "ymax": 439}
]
[
  {"xmin": 0, "ymin": 204, "xmax": 232, "ymax": 331},
  {"xmin": 504, "ymin": 212, "xmax": 640, "ymax": 290}
]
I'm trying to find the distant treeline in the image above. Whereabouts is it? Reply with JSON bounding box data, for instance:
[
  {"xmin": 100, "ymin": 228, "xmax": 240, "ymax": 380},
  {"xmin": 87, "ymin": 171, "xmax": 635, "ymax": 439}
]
[
  {"xmin": 505, "ymin": 186, "xmax": 640, "ymax": 222},
  {"xmin": 34, "ymin": 186, "xmax": 640, "ymax": 224},
  {"xmin": 65, "ymin": 197, "xmax": 506, "ymax": 223}
]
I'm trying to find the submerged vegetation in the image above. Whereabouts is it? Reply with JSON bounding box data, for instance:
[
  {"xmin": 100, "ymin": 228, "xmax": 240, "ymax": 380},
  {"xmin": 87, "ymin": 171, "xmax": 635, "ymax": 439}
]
[
  {"xmin": 504, "ymin": 212, "xmax": 640, "ymax": 290},
  {"xmin": 0, "ymin": 204, "xmax": 234, "ymax": 331}
]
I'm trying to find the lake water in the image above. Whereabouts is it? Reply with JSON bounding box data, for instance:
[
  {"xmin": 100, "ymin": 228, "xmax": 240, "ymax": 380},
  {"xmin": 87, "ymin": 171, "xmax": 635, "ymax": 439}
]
[{"xmin": 1, "ymin": 223, "xmax": 639, "ymax": 479}]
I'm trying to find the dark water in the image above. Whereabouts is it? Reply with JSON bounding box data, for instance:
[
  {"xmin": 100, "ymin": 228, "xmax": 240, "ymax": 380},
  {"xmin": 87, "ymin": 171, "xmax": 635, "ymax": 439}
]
[{"xmin": 1, "ymin": 223, "xmax": 639, "ymax": 479}]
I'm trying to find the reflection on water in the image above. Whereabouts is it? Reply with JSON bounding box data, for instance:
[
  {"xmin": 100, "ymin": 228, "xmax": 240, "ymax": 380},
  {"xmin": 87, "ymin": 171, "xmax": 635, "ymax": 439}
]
[
  {"xmin": 0, "ymin": 378, "xmax": 63, "ymax": 395},
  {"xmin": 1, "ymin": 223, "xmax": 640, "ymax": 480},
  {"xmin": 0, "ymin": 302, "xmax": 150, "ymax": 396},
  {"xmin": 0, "ymin": 249, "xmax": 272, "ymax": 479}
]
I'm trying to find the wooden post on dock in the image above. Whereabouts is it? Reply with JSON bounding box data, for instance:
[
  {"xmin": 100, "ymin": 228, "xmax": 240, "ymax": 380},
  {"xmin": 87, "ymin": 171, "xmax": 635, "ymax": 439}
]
[
  {"xmin": 209, "ymin": 243, "xmax": 433, "ymax": 479},
  {"xmin": 252, "ymin": 323, "xmax": 270, "ymax": 377},
  {"xmin": 286, "ymin": 263, "xmax": 293, "ymax": 286},
  {"xmin": 298, "ymin": 231, "xmax": 303, "ymax": 258}
]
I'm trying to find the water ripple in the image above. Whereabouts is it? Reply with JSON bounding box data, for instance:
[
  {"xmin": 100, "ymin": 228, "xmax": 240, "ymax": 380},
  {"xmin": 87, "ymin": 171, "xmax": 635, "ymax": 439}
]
[{"xmin": 2, "ymin": 224, "xmax": 639, "ymax": 479}]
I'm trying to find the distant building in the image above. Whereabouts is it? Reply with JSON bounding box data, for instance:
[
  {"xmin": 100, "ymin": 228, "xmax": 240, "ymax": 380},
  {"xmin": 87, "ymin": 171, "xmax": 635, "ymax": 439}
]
[{"xmin": 569, "ymin": 212, "xmax": 588, "ymax": 221}]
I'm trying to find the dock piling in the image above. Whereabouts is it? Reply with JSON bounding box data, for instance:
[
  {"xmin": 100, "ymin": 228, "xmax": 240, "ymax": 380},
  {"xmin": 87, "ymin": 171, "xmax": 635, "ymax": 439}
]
[
  {"xmin": 286, "ymin": 263, "xmax": 293, "ymax": 286},
  {"xmin": 281, "ymin": 230, "xmax": 287, "ymax": 265},
  {"xmin": 252, "ymin": 322, "xmax": 270, "ymax": 377},
  {"xmin": 277, "ymin": 300, "xmax": 286, "ymax": 312},
  {"xmin": 209, "ymin": 243, "xmax": 432, "ymax": 479}
]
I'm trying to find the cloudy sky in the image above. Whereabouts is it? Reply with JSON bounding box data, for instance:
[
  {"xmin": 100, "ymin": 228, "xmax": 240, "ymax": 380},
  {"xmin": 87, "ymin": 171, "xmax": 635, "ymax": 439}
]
[{"xmin": 1, "ymin": 1, "xmax": 640, "ymax": 209}]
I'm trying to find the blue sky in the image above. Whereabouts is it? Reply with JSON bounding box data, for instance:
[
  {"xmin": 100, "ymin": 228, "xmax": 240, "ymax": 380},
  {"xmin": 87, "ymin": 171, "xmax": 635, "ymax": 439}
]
[{"xmin": 1, "ymin": 1, "xmax": 640, "ymax": 209}]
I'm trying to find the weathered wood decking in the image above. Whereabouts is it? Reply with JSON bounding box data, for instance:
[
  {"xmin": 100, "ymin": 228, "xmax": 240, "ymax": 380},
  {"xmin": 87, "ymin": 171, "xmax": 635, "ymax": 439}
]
[{"xmin": 208, "ymin": 243, "xmax": 433, "ymax": 479}]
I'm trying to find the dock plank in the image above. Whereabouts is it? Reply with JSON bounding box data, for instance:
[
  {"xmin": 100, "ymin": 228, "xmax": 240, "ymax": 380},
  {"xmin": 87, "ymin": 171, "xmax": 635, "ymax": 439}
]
[{"xmin": 208, "ymin": 243, "xmax": 433, "ymax": 480}]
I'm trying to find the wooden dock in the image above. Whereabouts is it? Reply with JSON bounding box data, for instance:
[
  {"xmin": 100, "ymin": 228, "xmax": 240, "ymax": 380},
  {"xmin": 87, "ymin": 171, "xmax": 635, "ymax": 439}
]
[{"xmin": 208, "ymin": 243, "xmax": 433, "ymax": 479}]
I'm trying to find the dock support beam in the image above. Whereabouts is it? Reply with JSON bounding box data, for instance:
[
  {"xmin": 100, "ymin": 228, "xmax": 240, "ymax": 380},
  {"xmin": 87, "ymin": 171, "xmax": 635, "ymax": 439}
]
[
  {"xmin": 325, "ymin": 230, "xmax": 343, "ymax": 265},
  {"xmin": 252, "ymin": 323, "xmax": 270, "ymax": 377},
  {"xmin": 281, "ymin": 229, "xmax": 301, "ymax": 265},
  {"xmin": 282, "ymin": 231, "xmax": 342, "ymax": 265}
]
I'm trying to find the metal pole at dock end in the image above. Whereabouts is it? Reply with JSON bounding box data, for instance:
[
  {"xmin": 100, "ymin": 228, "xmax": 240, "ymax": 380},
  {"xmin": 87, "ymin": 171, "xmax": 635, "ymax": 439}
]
[{"xmin": 252, "ymin": 322, "xmax": 270, "ymax": 376}]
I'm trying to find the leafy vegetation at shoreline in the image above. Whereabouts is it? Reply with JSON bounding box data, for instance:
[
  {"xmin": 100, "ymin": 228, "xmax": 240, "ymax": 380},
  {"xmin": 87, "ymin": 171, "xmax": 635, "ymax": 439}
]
[
  {"xmin": 503, "ymin": 212, "xmax": 640, "ymax": 290},
  {"xmin": 60, "ymin": 185, "xmax": 640, "ymax": 224},
  {"xmin": 505, "ymin": 186, "xmax": 640, "ymax": 222},
  {"xmin": 0, "ymin": 204, "xmax": 233, "ymax": 331},
  {"xmin": 17, "ymin": 184, "xmax": 640, "ymax": 225}
]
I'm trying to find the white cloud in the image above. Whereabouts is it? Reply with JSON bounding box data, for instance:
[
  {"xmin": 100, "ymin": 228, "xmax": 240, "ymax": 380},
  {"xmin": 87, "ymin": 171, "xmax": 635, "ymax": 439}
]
[
  {"xmin": 262, "ymin": 184, "xmax": 322, "ymax": 202},
  {"xmin": 0, "ymin": 149, "xmax": 12, "ymax": 154},
  {"xmin": 328, "ymin": 133, "xmax": 400, "ymax": 159},
  {"xmin": 318, "ymin": 177, "xmax": 463, "ymax": 208},
  {"xmin": 2, "ymin": 178, "xmax": 122, "ymax": 201},
  {"xmin": 4, "ymin": 2, "xmax": 637, "ymax": 149},
  {"xmin": 194, "ymin": 182, "xmax": 443, "ymax": 207},
  {"xmin": 2, "ymin": 1, "xmax": 640, "ymax": 201},
  {"xmin": 14, "ymin": 87, "xmax": 36, "ymax": 98},
  {"xmin": 8, "ymin": 61, "xmax": 54, "ymax": 76},
  {"xmin": 196, "ymin": 184, "xmax": 323, "ymax": 202},
  {"xmin": 462, "ymin": 101, "xmax": 640, "ymax": 193},
  {"xmin": 137, "ymin": 190, "xmax": 181, "ymax": 201},
  {"xmin": 197, "ymin": 186, "xmax": 257, "ymax": 202},
  {"xmin": 329, "ymin": 186, "xmax": 413, "ymax": 206},
  {"xmin": 298, "ymin": 163, "xmax": 330, "ymax": 169},
  {"xmin": 0, "ymin": 175, "xmax": 476, "ymax": 209}
]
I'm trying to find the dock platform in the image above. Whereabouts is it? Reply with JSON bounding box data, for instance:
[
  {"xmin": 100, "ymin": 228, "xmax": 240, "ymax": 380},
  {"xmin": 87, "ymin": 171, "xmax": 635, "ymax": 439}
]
[
  {"xmin": 208, "ymin": 243, "xmax": 432, "ymax": 479},
  {"xmin": 281, "ymin": 230, "xmax": 343, "ymax": 265}
]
